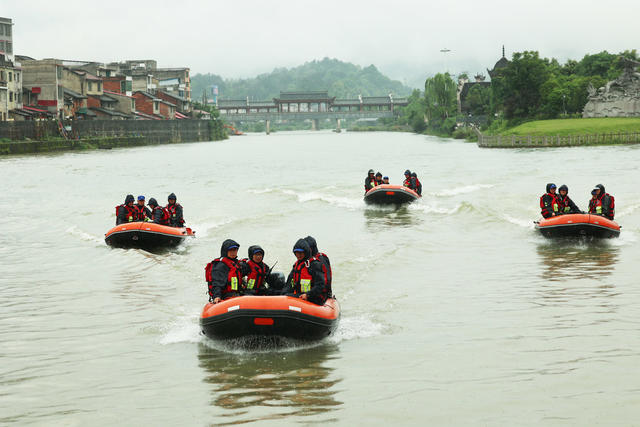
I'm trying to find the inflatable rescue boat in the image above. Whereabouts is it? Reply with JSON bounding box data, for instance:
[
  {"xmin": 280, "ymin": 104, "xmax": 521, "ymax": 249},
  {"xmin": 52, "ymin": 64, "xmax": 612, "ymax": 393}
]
[
  {"xmin": 364, "ymin": 184, "xmax": 420, "ymax": 205},
  {"xmin": 535, "ymin": 213, "xmax": 620, "ymax": 238},
  {"xmin": 200, "ymin": 295, "xmax": 340, "ymax": 341},
  {"xmin": 105, "ymin": 222, "xmax": 195, "ymax": 249}
]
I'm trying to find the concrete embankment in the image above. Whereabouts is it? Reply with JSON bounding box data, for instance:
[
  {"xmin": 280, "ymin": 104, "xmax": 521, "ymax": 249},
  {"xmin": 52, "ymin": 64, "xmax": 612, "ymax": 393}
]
[{"xmin": 0, "ymin": 119, "xmax": 227, "ymax": 155}]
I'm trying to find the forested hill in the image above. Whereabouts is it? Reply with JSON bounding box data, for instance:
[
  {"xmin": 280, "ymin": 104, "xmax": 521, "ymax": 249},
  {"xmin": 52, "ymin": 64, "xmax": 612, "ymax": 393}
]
[{"xmin": 191, "ymin": 58, "xmax": 413, "ymax": 101}]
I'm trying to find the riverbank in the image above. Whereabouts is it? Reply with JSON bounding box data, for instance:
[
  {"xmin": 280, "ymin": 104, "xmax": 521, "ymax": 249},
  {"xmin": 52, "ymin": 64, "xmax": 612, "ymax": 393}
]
[
  {"xmin": 0, "ymin": 119, "xmax": 227, "ymax": 155},
  {"xmin": 475, "ymin": 117, "xmax": 640, "ymax": 148}
]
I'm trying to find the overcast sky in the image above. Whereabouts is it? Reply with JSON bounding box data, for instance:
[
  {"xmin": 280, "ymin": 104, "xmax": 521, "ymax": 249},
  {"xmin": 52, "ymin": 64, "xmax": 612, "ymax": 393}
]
[{"xmin": 4, "ymin": 0, "xmax": 639, "ymax": 87}]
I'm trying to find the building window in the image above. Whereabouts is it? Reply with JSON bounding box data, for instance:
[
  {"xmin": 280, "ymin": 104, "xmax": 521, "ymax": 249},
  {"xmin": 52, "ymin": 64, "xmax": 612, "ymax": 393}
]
[
  {"xmin": 8, "ymin": 71, "xmax": 12, "ymax": 82},
  {"xmin": 88, "ymin": 81, "xmax": 93, "ymax": 91},
  {"xmin": 131, "ymin": 99, "xmax": 135, "ymax": 110},
  {"xmin": 6, "ymin": 25, "xmax": 11, "ymax": 37},
  {"xmin": 58, "ymin": 86, "xmax": 63, "ymax": 99},
  {"xmin": 0, "ymin": 41, "xmax": 4, "ymax": 52},
  {"xmin": 56, "ymin": 67, "xmax": 62, "ymax": 79},
  {"xmin": 16, "ymin": 72, "xmax": 19, "ymax": 83},
  {"xmin": 98, "ymin": 82, "xmax": 102, "ymax": 92},
  {"xmin": 9, "ymin": 91, "xmax": 13, "ymax": 102},
  {"xmin": 6, "ymin": 41, "xmax": 11, "ymax": 54}
]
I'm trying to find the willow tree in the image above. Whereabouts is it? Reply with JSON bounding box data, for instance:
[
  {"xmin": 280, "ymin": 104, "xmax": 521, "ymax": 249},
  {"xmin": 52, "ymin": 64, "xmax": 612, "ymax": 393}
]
[{"xmin": 424, "ymin": 72, "xmax": 457, "ymax": 132}]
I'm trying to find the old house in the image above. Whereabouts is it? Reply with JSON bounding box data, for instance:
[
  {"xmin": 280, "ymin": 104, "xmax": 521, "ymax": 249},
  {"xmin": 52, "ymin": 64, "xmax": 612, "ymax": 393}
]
[
  {"xmin": 155, "ymin": 67, "xmax": 191, "ymax": 101},
  {"xmin": 0, "ymin": 17, "xmax": 23, "ymax": 121},
  {"xmin": 156, "ymin": 90, "xmax": 191, "ymax": 114},
  {"xmin": 20, "ymin": 58, "xmax": 64, "ymax": 117}
]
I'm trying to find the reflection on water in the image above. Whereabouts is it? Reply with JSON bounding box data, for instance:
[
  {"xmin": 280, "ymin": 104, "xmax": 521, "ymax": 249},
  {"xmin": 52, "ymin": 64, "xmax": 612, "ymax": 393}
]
[
  {"xmin": 535, "ymin": 240, "xmax": 621, "ymax": 310},
  {"xmin": 364, "ymin": 205, "xmax": 420, "ymax": 228},
  {"xmin": 536, "ymin": 241, "xmax": 620, "ymax": 282},
  {"xmin": 198, "ymin": 342, "xmax": 342, "ymax": 424}
]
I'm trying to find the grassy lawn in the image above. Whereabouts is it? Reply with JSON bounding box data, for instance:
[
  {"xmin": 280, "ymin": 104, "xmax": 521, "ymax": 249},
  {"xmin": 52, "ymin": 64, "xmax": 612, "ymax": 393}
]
[{"xmin": 499, "ymin": 118, "xmax": 640, "ymax": 136}]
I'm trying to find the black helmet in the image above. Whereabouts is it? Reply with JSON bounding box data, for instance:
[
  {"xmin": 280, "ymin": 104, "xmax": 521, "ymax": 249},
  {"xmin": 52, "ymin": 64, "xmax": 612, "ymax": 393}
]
[
  {"xmin": 411, "ymin": 172, "xmax": 417, "ymax": 177},
  {"xmin": 368, "ymin": 169, "xmax": 374, "ymax": 175},
  {"xmin": 248, "ymin": 245, "xmax": 264, "ymax": 258},
  {"xmin": 545, "ymin": 183, "xmax": 556, "ymax": 192},
  {"xmin": 125, "ymin": 194, "xmax": 135, "ymax": 204},
  {"xmin": 148, "ymin": 198, "xmax": 158, "ymax": 207},
  {"xmin": 404, "ymin": 169, "xmax": 411, "ymax": 176},
  {"xmin": 596, "ymin": 184, "xmax": 605, "ymax": 194},
  {"xmin": 168, "ymin": 193, "xmax": 177, "ymax": 201},
  {"xmin": 559, "ymin": 185, "xmax": 568, "ymax": 193},
  {"xmin": 375, "ymin": 171, "xmax": 382, "ymax": 177}
]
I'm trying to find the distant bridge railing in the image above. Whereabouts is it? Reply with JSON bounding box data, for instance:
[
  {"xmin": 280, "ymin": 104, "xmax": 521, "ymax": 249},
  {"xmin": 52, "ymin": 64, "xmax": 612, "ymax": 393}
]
[{"xmin": 220, "ymin": 111, "xmax": 396, "ymax": 122}]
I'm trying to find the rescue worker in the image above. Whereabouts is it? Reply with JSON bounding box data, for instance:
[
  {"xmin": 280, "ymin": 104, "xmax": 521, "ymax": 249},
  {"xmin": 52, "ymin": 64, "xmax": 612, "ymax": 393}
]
[
  {"xmin": 540, "ymin": 183, "xmax": 560, "ymax": 218},
  {"xmin": 557, "ymin": 185, "xmax": 580, "ymax": 214},
  {"xmin": 166, "ymin": 193, "xmax": 185, "ymax": 227},
  {"xmin": 116, "ymin": 194, "xmax": 137, "ymax": 225},
  {"xmin": 147, "ymin": 198, "xmax": 170, "ymax": 225},
  {"xmin": 207, "ymin": 239, "xmax": 244, "ymax": 303},
  {"xmin": 383, "ymin": 176, "xmax": 390, "ymax": 184},
  {"xmin": 364, "ymin": 169, "xmax": 377, "ymax": 192},
  {"xmin": 403, "ymin": 170, "xmax": 412, "ymax": 187},
  {"xmin": 588, "ymin": 184, "xmax": 615, "ymax": 220},
  {"xmin": 241, "ymin": 245, "xmax": 272, "ymax": 296},
  {"xmin": 283, "ymin": 238, "xmax": 326, "ymax": 305},
  {"xmin": 304, "ymin": 235, "xmax": 332, "ymax": 298},
  {"xmin": 134, "ymin": 195, "xmax": 152, "ymax": 221},
  {"xmin": 375, "ymin": 172, "xmax": 384, "ymax": 186},
  {"xmin": 411, "ymin": 172, "xmax": 422, "ymax": 195}
]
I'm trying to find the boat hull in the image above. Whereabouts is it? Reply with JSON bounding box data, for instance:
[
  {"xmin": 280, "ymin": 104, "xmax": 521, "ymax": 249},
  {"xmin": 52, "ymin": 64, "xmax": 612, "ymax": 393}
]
[
  {"xmin": 105, "ymin": 222, "xmax": 195, "ymax": 249},
  {"xmin": 536, "ymin": 213, "xmax": 620, "ymax": 238},
  {"xmin": 364, "ymin": 184, "xmax": 420, "ymax": 205},
  {"xmin": 200, "ymin": 296, "xmax": 340, "ymax": 341}
]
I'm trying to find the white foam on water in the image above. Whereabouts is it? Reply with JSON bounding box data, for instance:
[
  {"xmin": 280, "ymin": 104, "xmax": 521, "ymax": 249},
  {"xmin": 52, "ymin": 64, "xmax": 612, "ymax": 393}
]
[
  {"xmin": 328, "ymin": 315, "xmax": 385, "ymax": 343},
  {"xmin": 432, "ymin": 184, "xmax": 494, "ymax": 197},
  {"xmin": 247, "ymin": 188, "xmax": 275, "ymax": 194},
  {"xmin": 408, "ymin": 202, "xmax": 464, "ymax": 215},
  {"xmin": 610, "ymin": 230, "xmax": 637, "ymax": 246},
  {"xmin": 65, "ymin": 226, "xmax": 104, "ymax": 244},
  {"xmin": 282, "ymin": 189, "xmax": 364, "ymax": 211},
  {"xmin": 503, "ymin": 214, "xmax": 537, "ymax": 229},
  {"xmin": 159, "ymin": 314, "xmax": 202, "ymax": 345},
  {"xmin": 191, "ymin": 218, "xmax": 234, "ymax": 238},
  {"xmin": 617, "ymin": 202, "xmax": 640, "ymax": 218}
]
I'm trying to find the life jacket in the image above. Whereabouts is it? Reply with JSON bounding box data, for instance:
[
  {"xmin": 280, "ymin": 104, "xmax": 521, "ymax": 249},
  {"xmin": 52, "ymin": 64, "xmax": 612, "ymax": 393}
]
[
  {"xmin": 589, "ymin": 194, "xmax": 615, "ymax": 219},
  {"xmin": 558, "ymin": 195, "xmax": 571, "ymax": 213},
  {"xmin": 243, "ymin": 258, "xmax": 268, "ymax": 290},
  {"xmin": 205, "ymin": 257, "xmax": 243, "ymax": 300},
  {"xmin": 365, "ymin": 179, "xmax": 377, "ymax": 192},
  {"xmin": 540, "ymin": 193, "xmax": 559, "ymax": 218},
  {"xmin": 166, "ymin": 202, "xmax": 185, "ymax": 226},
  {"xmin": 290, "ymin": 259, "xmax": 314, "ymax": 295},
  {"xmin": 133, "ymin": 205, "xmax": 148, "ymax": 221},
  {"xmin": 115, "ymin": 204, "xmax": 137, "ymax": 223},
  {"xmin": 312, "ymin": 252, "xmax": 332, "ymax": 296},
  {"xmin": 153, "ymin": 205, "xmax": 170, "ymax": 225},
  {"xmin": 403, "ymin": 178, "xmax": 411, "ymax": 188},
  {"xmin": 414, "ymin": 178, "xmax": 422, "ymax": 193}
]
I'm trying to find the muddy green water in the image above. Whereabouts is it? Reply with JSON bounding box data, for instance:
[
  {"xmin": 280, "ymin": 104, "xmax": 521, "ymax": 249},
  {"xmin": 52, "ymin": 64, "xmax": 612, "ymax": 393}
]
[{"xmin": 1, "ymin": 131, "xmax": 639, "ymax": 425}]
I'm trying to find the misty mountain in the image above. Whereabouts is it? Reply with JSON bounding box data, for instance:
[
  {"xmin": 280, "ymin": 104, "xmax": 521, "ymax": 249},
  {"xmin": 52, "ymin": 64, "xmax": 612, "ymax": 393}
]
[{"xmin": 191, "ymin": 58, "xmax": 413, "ymax": 101}]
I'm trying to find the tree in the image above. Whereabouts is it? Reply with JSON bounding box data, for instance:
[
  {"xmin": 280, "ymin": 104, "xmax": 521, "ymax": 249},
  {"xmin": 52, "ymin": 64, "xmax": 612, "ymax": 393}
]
[
  {"xmin": 424, "ymin": 73, "xmax": 457, "ymax": 124},
  {"xmin": 492, "ymin": 51, "xmax": 551, "ymax": 119}
]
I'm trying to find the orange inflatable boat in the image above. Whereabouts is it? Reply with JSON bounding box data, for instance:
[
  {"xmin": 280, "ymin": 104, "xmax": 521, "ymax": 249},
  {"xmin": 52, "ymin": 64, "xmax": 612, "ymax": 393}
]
[
  {"xmin": 364, "ymin": 184, "xmax": 421, "ymax": 205},
  {"xmin": 200, "ymin": 295, "xmax": 340, "ymax": 341},
  {"xmin": 105, "ymin": 222, "xmax": 195, "ymax": 249},
  {"xmin": 535, "ymin": 213, "xmax": 620, "ymax": 238}
]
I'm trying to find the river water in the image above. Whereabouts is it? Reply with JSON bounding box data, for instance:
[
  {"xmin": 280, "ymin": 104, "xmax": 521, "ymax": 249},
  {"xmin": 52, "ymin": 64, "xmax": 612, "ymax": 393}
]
[{"xmin": 1, "ymin": 131, "xmax": 639, "ymax": 425}]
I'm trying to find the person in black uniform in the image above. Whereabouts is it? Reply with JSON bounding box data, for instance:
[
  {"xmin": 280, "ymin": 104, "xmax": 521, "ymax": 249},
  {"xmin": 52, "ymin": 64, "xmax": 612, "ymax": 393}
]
[
  {"xmin": 364, "ymin": 169, "xmax": 377, "ymax": 192},
  {"xmin": 166, "ymin": 193, "xmax": 185, "ymax": 227},
  {"xmin": 116, "ymin": 194, "xmax": 136, "ymax": 225},
  {"xmin": 134, "ymin": 195, "xmax": 152, "ymax": 221},
  {"xmin": 283, "ymin": 238, "xmax": 327, "ymax": 305},
  {"xmin": 557, "ymin": 185, "xmax": 580, "ymax": 214},
  {"xmin": 207, "ymin": 239, "xmax": 244, "ymax": 304}
]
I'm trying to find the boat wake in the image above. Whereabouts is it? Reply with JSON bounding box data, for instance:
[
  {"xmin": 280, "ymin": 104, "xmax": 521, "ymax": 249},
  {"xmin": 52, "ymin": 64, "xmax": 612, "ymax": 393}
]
[
  {"xmin": 431, "ymin": 184, "xmax": 494, "ymax": 197},
  {"xmin": 65, "ymin": 226, "xmax": 104, "ymax": 244}
]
